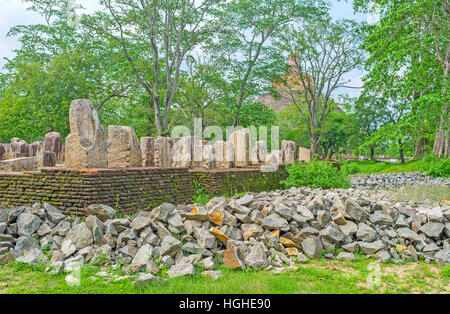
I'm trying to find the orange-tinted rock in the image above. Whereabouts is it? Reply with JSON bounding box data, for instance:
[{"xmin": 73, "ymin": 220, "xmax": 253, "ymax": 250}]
[
  {"xmin": 280, "ymin": 236, "xmax": 301, "ymax": 249},
  {"xmin": 209, "ymin": 227, "xmax": 229, "ymax": 242},
  {"xmin": 243, "ymin": 227, "xmax": 262, "ymax": 240},
  {"xmin": 208, "ymin": 211, "xmax": 224, "ymax": 226},
  {"xmin": 222, "ymin": 246, "xmax": 244, "ymax": 269}
]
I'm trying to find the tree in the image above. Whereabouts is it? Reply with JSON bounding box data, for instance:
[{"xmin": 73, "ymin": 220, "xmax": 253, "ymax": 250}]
[
  {"xmin": 83, "ymin": 0, "xmax": 222, "ymax": 136},
  {"xmin": 354, "ymin": 0, "xmax": 450, "ymax": 158},
  {"xmin": 351, "ymin": 93, "xmax": 392, "ymax": 159},
  {"xmin": 277, "ymin": 18, "xmax": 364, "ymax": 156},
  {"xmin": 208, "ymin": 0, "xmax": 328, "ymax": 127}
]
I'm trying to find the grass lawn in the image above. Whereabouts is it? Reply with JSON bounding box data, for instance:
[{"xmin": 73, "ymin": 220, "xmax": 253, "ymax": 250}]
[
  {"xmin": 341, "ymin": 159, "xmax": 423, "ymax": 175},
  {"xmin": 1, "ymin": 258, "xmax": 449, "ymax": 294}
]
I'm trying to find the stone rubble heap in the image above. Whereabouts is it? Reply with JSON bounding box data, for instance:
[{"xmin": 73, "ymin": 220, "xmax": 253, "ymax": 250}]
[
  {"xmin": 0, "ymin": 187, "xmax": 449, "ymax": 284},
  {"xmin": 351, "ymin": 172, "xmax": 450, "ymax": 190}
]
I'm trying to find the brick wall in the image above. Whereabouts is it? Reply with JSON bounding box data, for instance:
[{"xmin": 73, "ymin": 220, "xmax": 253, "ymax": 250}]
[{"xmin": 0, "ymin": 167, "xmax": 287, "ymax": 215}]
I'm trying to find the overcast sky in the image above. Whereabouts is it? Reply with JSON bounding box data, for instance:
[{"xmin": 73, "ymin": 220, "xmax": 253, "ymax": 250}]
[{"xmin": 0, "ymin": 0, "xmax": 368, "ymax": 98}]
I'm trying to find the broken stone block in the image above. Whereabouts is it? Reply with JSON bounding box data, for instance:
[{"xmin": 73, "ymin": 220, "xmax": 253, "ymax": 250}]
[
  {"xmin": 44, "ymin": 132, "xmax": 63, "ymax": 163},
  {"xmin": 37, "ymin": 151, "xmax": 56, "ymax": 167},
  {"xmin": 250, "ymin": 140, "xmax": 268, "ymax": 166},
  {"xmin": 0, "ymin": 157, "xmax": 38, "ymax": 172},
  {"xmin": 281, "ymin": 140, "xmax": 296, "ymax": 165},
  {"xmin": 229, "ymin": 128, "xmax": 250, "ymax": 167},
  {"xmin": 65, "ymin": 99, "xmax": 107, "ymax": 168},
  {"xmin": 107, "ymin": 125, "xmax": 142, "ymax": 168},
  {"xmin": 298, "ymin": 147, "xmax": 311, "ymax": 162},
  {"xmin": 154, "ymin": 137, "xmax": 173, "ymax": 168},
  {"xmin": 172, "ymin": 136, "xmax": 193, "ymax": 168},
  {"xmin": 213, "ymin": 140, "xmax": 234, "ymax": 169},
  {"xmin": 140, "ymin": 137, "xmax": 156, "ymax": 167}
]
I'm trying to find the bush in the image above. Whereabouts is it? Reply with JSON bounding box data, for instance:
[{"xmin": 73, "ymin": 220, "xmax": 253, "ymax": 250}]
[
  {"xmin": 282, "ymin": 161, "xmax": 351, "ymax": 189},
  {"xmin": 418, "ymin": 155, "xmax": 450, "ymax": 178}
]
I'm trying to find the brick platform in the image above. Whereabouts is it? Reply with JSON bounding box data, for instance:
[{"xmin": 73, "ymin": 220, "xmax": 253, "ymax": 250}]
[{"xmin": 0, "ymin": 167, "xmax": 287, "ymax": 215}]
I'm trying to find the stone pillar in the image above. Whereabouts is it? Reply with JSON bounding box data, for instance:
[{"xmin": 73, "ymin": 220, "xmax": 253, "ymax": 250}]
[
  {"xmin": 65, "ymin": 99, "xmax": 108, "ymax": 168},
  {"xmin": 44, "ymin": 132, "xmax": 63, "ymax": 162},
  {"xmin": 141, "ymin": 137, "xmax": 156, "ymax": 167},
  {"xmin": 37, "ymin": 151, "xmax": 56, "ymax": 167},
  {"xmin": 298, "ymin": 147, "xmax": 311, "ymax": 162},
  {"xmin": 12, "ymin": 140, "xmax": 30, "ymax": 158},
  {"xmin": 172, "ymin": 136, "xmax": 193, "ymax": 168},
  {"xmin": 265, "ymin": 150, "xmax": 281, "ymax": 166},
  {"xmin": 0, "ymin": 144, "xmax": 4, "ymax": 161},
  {"xmin": 155, "ymin": 136, "xmax": 173, "ymax": 168},
  {"xmin": 281, "ymin": 140, "xmax": 296, "ymax": 165},
  {"xmin": 229, "ymin": 128, "xmax": 250, "ymax": 167},
  {"xmin": 3, "ymin": 144, "xmax": 13, "ymax": 160},
  {"xmin": 201, "ymin": 144, "xmax": 216, "ymax": 169},
  {"xmin": 214, "ymin": 140, "xmax": 234, "ymax": 169},
  {"xmin": 107, "ymin": 126, "xmax": 143, "ymax": 168},
  {"xmin": 250, "ymin": 140, "xmax": 268, "ymax": 166}
]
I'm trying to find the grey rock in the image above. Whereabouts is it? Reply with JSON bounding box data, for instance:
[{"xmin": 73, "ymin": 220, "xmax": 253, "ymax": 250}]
[
  {"xmin": 260, "ymin": 214, "xmax": 289, "ymax": 231},
  {"xmin": 86, "ymin": 204, "xmax": 116, "ymax": 222},
  {"xmin": 419, "ymin": 222, "xmax": 444, "ymax": 238},
  {"xmin": 397, "ymin": 228, "xmax": 421, "ymax": 242},
  {"xmin": 64, "ymin": 222, "xmax": 93, "ymax": 250},
  {"xmin": 301, "ymin": 237, "xmax": 322, "ymax": 259},
  {"xmin": 356, "ymin": 223, "xmax": 377, "ymax": 242},
  {"xmin": 160, "ymin": 235, "xmax": 181, "ymax": 257},
  {"xmin": 320, "ymin": 226, "xmax": 345, "ymax": 243},
  {"xmin": 16, "ymin": 213, "xmax": 42, "ymax": 237},
  {"xmin": 167, "ymin": 263, "xmax": 195, "ymax": 278},
  {"xmin": 43, "ymin": 203, "xmax": 65, "ymax": 224},
  {"xmin": 244, "ymin": 242, "xmax": 268, "ymax": 269}
]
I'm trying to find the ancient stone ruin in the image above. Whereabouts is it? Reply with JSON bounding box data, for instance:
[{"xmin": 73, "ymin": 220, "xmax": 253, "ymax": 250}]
[
  {"xmin": 1, "ymin": 98, "xmax": 299, "ymax": 172},
  {"xmin": 65, "ymin": 99, "xmax": 108, "ymax": 169},
  {"xmin": 107, "ymin": 126, "xmax": 142, "ymax": 168}
]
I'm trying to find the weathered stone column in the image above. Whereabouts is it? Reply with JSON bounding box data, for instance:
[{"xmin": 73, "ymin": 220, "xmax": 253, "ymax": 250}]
[
  {"xmin": 229, "ymin": 128, "xmax": 250, "ymax": 167},
  {"xmin": 250, "ymin": 140, "xmax": 268, "ymax": 166},
  {"xmin": 44, "ymin": 132, "xmax": 63, "ymax": 162},
  {"xmin": 172, "ymin": 136, "xmax": 193, "ymax": 168},
  {"xmin": 214, "ymin": 140, "xmax": 234, "ymax": 169},
  {"xmin": 107, "ymin": 125, "xmax": 142, "ymax": 168},
  {"xmin": 65, "ymin": 99, "xmax": 108, "ymax": 168},
  {"xmin": 298, "ymin": 147, "xmax": 311, "ymax": 162},
  {"xmin": 281, "ymin": 140, "xmax": 296, "ymax": 165},
  {"xmin": 141, "ymin": 137, "xmax": 156, "ymax": 167}
]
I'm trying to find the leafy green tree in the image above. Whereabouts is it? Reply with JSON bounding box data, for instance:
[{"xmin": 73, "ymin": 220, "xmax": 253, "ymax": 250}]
[
  {"xmin": 353, "ymin": 0, "xmax": 449, "ymax": 158},
  {"xmin": 208, "ymin": 0, "xmax": 328, "ymax": 127},
  {"xmin": 83, "ymin": 0, "xmax": 223, "ymax": 136},
  {"xmin": 276, "ymin": 18, "xmax": 364, "ymax": 156}
]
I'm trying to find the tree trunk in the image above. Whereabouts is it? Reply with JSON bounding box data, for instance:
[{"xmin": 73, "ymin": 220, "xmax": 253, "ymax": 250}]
[
  {"xmin": 433, "ymin": 108, "xmax": 449, "ymax": 158},
  {"xmin": 370, "ymin": 146, "xmax": 375, "ymax": 160},
  {"xmin": 414, "ymin": 137, "xmax": 428, "ymax": 159},
  {"xmin": 310, "ymin": 133, "xmax": 318, "ymax": 160},
  {"xmin": 398, "ymin": 139, "xmax": 405, "ymax": 164}
]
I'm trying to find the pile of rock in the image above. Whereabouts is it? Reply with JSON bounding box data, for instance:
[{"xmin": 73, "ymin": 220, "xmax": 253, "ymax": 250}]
[
  {"xmin": 0, "ymin": 187, "xmax": 449, "ymax": 284},
  {"xmin": 351, "ymin": 172, "xmax": 450, "ymax": 190}
]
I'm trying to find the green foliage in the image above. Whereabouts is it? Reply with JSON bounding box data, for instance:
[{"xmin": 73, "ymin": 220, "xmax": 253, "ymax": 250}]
[
  {"xmin": 238, "ymin": 103, "xmax": 276, "ymax": 128},
  {"xmin": 192, "ymin": 180, "xmax": 212, "ymax": 205},
  {"xmin": 418, "ymin": 155, "xmax": 450, "ymax": 178},
  {"xmin": 340, "ymin": 159, "xmax": 421, "ymax": 175},
  {"xmin": 282, "ymin": 161, "xmax": 351, "ymax": 189}
]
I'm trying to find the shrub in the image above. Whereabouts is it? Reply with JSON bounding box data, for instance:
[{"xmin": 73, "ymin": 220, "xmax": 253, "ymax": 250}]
[
  {"xmin": 282, "ymin": 161, "xmax": 351, "ymax": 189},
  {"xmin": 418, "ymin": 155, "xmax": 450, "ymax": 178}
]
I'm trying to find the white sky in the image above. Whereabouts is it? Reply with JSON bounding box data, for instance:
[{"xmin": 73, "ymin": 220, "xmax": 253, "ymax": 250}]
[{"xmin": 0, "ymin": 0, "xmax": 368, "ymax": 98}]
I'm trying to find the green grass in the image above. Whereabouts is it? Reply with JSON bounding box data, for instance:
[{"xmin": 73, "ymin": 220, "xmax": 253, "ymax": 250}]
[
  {"xmin": 1, "ymin": 259, "xmax": 448, "ymax": 294},
  {"xmin": 341, "ymin": 159, "xmax": 422, "ymax": 176},
  {"xmin": 341, "ymin": 157, "xmax": 450, "ymax": 178}
]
